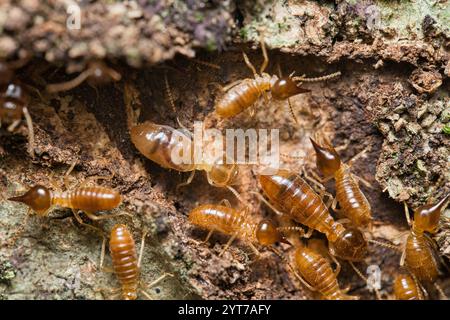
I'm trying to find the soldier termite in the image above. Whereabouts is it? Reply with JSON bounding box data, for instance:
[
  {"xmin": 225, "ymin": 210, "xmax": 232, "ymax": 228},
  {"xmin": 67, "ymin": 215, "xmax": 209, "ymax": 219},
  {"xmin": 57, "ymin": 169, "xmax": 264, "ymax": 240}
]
[
  {"xmin": 99, "ymin": 224, "xmax": 172, "ymax": 300},
  {"xmin": 215, "ymin": 33, "xmax": 340, "ymax": 123},
  {"xmin": 256, "ymin": 169, "xmax": 368, "ymax": 262},
  {"xmin": 7, "ymin": 162, "xmax": 126, "ymax": 237},
  {"xmin": 188, "ymin": 202, "xmax": 295, "ymax": 257},
  {"xmin": 46, "ymin": 60, "xmax": 121, "ymax": 93},
  {"xmin": 369, "ymin": 195, "xmax": 450, "ymax": 299},
  {"xmin": 310, "ymin": 134, "xmax": 373, "ymax": 229}
]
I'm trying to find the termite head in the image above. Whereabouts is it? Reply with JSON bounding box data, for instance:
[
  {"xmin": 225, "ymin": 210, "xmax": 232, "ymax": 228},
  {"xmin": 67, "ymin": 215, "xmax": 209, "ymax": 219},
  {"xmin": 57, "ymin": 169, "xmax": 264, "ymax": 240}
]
[
  {"xmin": 8, "ymin": 185, "xmax": 51, "ymax": 215},
  {"xmin": 256, "ymin": 219, "xmax": 282, "ymax": 245},
  {"xmin": 330, "ymin": 227, "xmax": 368, "ymax": 262},
  {"xmin": 271, "ymin": 76, "xmax": 310, "ymax": 100},
  {"xmin": 122, "ymin": 290, "xmax": 138, "ymax": 300},
  {"xmin": 413, "ymin": 194, "xmax": 449, "ymax": 234},
  {"xmin": 310, "ymin": 137, "xmax": 341, "ymax": 177}
]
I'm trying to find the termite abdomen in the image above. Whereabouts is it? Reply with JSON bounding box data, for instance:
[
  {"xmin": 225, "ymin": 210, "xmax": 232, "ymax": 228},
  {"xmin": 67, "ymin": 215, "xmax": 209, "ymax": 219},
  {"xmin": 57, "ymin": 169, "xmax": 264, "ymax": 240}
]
[
  {"xmin": 393, "ymin": 273, "xmax": 424, "ymax": 300},
  {"xmin": 329, "ymin": 227, "xmax": 368, "ymax": 262},
  {"xmin": 61, "ymin": 187, "xmax": 122, "ymax": 212},
  {"xmin": 130, "ymin": 122, "xmax": 194, "ymax": 172},
  {"xmin": 294, "ymin": 246, "xmax": 358, "ymax": 300},
  {"xmin": 110, "ymin": 224, "xmax": 139, "ymax": 300}
]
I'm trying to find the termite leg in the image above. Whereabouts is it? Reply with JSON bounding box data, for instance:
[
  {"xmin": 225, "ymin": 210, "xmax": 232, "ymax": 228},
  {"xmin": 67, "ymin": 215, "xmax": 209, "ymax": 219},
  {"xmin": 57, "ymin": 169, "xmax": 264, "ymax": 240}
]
[
  {"xmin": 249, "ymin": 243, "xmax": 260, "ymax": 257},
  {"xmin": 347, "ymin": 146, "xmax": 370, "ymax": 168},
  {"xmin": 220, "ymin": 79, "xmax": 244, "ymax": 92},
  {"xmin": 329, "ymin": 253, "xmax": 341, "ymax": 276},
  {"xmin": 99, "ymin": 236, "xmax": 114, "ymax": 273},
  {"xmin": 352, "ymin": 173, "xmax": 374, "ymax": 190},
  {"xmin": 144, "ymin": 273, "xmax": 173, "ymax": 290},
  {"xmin": 302, "ymin": 168, "xmax": 333, "ymax": 203},
  {"xmin": 403, "ymin": 202, "xmax": 412, "ymax": 226},
  {"xmin": 71, "ymin": 210, "xmax": 105, "ymax": 235},
  {"xmin": 22, "ymin": 107, "xmax": 35, "ymax": 158},
  {"xmin": 336, "ymin": 218, "xmax": 352, "ymax": 225},
  {"xmin": 7, "ymin": 119, "xmax": 21, "ymax": 132},
  {"xmin": 250, "ymin": 191, "xmax": 284, "ymax": 216},
  {"xmin": 258, "ymin": 32, "xmax": 269, "ymax": 74},
  {"xmin": 140, "ymin": 289, "xmax": 153, "ymax": 300},
  {"xmin": 137, "ymin": 229, "xmax": 148, "ymax": 268},
  {"xmin": 399, "ymin": 245, "xmax": 406, "ymax": 266},
  {"xmin": 203, "ymin": 229, "xmax": 214, "ymax": 243},
  {"xmin": 219, "ymin": 233, "xmax": 238, "ymax": 257},
  {"xmin": 242, "ymin": 52, "xmax": 258, "ymax": 78},
  {"xmin": 83, "ymin": 211, "xmax": 131, "ymax": 221},
  {"xmin": 331, "ymin": 197, "xmax": 341, "ymax": 214},
  {"xmin": 176, "ymin": 171, "xmax": 195, "ymax": 191}
]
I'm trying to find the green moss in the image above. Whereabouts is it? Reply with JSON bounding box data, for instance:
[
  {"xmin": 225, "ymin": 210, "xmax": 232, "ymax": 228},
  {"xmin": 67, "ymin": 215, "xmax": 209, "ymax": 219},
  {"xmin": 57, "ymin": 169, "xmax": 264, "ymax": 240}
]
[{"xmin": 443, "ymin": 124, "xmax": 450, "ymax": 134}]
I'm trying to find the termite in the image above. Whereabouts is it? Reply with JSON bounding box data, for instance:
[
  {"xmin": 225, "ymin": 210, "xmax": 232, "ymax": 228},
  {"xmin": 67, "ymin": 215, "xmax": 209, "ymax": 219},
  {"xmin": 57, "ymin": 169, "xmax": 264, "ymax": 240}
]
[
  {"xmin": 370, "ymin": 194, "xmax": 449, "ymax": 299},
  {"xmin": 46, "ymin": 60, "xmax": 121, "ymax": 93},
  {"xmin": 393, "ymin": 272, "xmax": 425, "ymax": 300},
  {"xmin": 188, "ymin": 202, "xmax": 293, "ymax": 256},
  {"xmin": 310, "ymin": 135, "xmax": 373, "ymax": 229},
  {"xmin": 8, "ymin": 162, "xmax": 125, "ymax": 231},
  {"xmin": 1, "ymin": 82, "xmax": 35, "ymax": 157},
  {"xmin": 215, "ymin": 34, "xmax": 340, "ymax": 123},
  {"xmin": 100, "ymin": 224, "xmax": 172, "ymax": 300},
  {"xmin": 257, "ymin": 169, "xmax": 368, "ymax": 262},
  {"xmin": 292, "ymin": 245, "xmax": 359, "ymax": 300},
  {"xmin": 401, "ymin": 195, "xmax": 449, "ymax": 291},
  {"xmin": 129, "ymin": 73, "xmax": 241, "ymax": 198},
  {"xmin": 0, "ymin": 55, "xmax": 35, "ymax": 157}
]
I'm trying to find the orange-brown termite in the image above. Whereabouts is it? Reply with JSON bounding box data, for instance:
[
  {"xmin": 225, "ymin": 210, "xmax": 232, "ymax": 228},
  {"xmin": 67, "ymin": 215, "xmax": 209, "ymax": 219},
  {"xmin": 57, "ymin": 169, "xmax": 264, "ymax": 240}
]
[
  {"xmin": 257, "ymin": 169, "xmax": 368, "ymax": 262},
  {"xmin": 401, "ymin": 195, "xmax": 449, "ymax": 293},
  {"xmin": 46, "ymin": 60, "xmax": 121, "ymax": 93},
  {"xmin": 310, "ymin": 135, "xmax": 373, "ymax": 229},
  {"xmin": 370, "ymin": 194, "xmax": 449, "ymax": 299},
  {"xmin": 8, "ymin": 162, "xmax": 125, "ymax": 231},
  {"xmin": 292, "ymin": 245, "xmax": 359, "ymax": 300},
  {"xmin": 99, "ymin": 224, "xmax": 172, "ymax": 300},
  {"xmin": 215, "ymin": 35, "xmax": 340, "ymax": 123},
  {"xmin": 393, "ymin": 272, "xmax": 425, "ymax": 300},
  {"xmin": 188, "ymin": 201, "xmax": 294, "ymax": 256}
]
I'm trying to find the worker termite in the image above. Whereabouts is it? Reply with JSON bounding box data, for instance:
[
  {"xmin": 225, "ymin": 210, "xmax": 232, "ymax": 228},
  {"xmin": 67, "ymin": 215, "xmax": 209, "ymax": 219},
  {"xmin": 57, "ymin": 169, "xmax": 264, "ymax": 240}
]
[
  {"xmin": 99, "ymin": 224, "xmax": 172, "ymax": 300},
  {"xmin": 129, "ymin": 73, "xmax": 241, "ymax": 199},
  {"xmin": 310, "ymin": 135, "xmax": 373, "ymax": 229},
  {"xmin": 257, "ymin": 169, "xmax": 368, "ymax": 262},
  {"xmin": 46, "ymin": 60, "xmax": 121, "ymax": 93},
  {"xmin": 292, "ymin": 245, "xmax": 359, "ymax": 300},
  {"xmin": 0, "ymin": 55, "xmax": 35, "ymax": 157},
  {"xmin": 393, "ymin": 272, "xmax": 425, "ymax": 300},
  {"xmin": 215, "ymin": 34, "xmax": 341, "ymax": 123},
  {"xmin": 1, "ymin": 82, "xmax": 35, "ymax": 157},
  {"xmin": 188, "ymin": 202, "xmax": 294, "ymax": 256},
  {"xmin": 8, "ymin": 162, "xmax": 126, "ymax": 233}
]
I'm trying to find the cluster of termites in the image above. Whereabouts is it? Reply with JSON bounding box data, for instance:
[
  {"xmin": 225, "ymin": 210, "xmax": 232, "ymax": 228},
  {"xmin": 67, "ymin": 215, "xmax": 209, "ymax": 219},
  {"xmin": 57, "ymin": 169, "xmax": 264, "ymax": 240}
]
[{"xmin": 2, "ymin": 33, "xmax": 449, "ymax": 300}]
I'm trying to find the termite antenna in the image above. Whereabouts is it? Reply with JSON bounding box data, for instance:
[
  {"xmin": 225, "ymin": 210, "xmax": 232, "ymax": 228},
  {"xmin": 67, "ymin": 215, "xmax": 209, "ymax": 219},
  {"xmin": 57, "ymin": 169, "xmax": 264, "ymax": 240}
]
[
  {"xmin": 368, "ymin": 239, "xmax": 402, "ymax": 252},
  {"xmin": 164, "ymin": 71, "xmax": 188, "ymax": 130},
  {"xmin": 293, "ymin": 71, "xmax": 341, "ymax": 83}
]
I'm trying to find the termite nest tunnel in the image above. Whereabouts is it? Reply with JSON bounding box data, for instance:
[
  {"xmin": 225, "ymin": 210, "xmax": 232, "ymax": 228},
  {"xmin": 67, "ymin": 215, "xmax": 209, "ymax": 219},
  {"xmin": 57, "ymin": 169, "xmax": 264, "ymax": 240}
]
[{"xmin": 0, "ymin": 0, "xmax": 449, "ymax": 300}]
